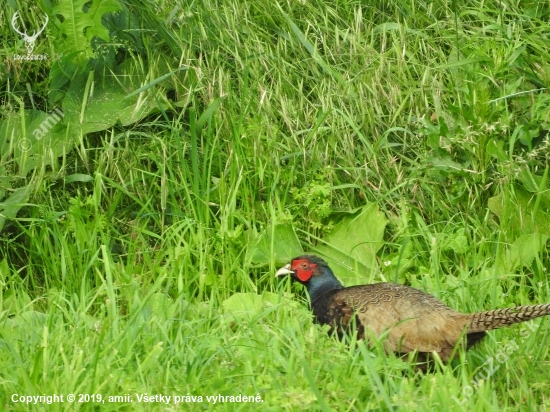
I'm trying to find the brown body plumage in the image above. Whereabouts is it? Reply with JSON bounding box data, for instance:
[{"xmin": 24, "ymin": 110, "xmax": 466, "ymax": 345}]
[{"xmin": 276, "ymin": 255, "xmax": 550, "ymax": 366}]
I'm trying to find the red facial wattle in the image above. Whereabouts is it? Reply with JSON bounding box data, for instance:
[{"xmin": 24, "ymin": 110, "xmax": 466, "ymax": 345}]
[{"xmin": 291, "ymin": 259, "xmax": 317, "ymax": 282}]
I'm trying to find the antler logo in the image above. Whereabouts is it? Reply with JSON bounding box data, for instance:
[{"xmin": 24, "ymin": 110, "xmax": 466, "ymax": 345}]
[{"xmin": 11, "ymin": 11, "xmax": 48, "ymax": 56}]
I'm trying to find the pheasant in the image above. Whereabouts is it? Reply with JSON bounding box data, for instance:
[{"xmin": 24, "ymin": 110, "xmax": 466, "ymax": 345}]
[{"xmin": 276, "ymin": 255, "xmax": 550, "ymax": 367}]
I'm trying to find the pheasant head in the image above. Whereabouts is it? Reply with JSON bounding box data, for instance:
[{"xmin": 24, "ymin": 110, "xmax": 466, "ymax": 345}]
[{"xmin": 275, "ymin": 255, "xmax": 343, "ymax": 301}]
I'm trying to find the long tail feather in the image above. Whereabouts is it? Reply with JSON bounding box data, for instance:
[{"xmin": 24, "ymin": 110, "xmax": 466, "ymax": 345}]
[{"xmin": 467, "ymin": 303, "xmax": 550, "ymax": 333}]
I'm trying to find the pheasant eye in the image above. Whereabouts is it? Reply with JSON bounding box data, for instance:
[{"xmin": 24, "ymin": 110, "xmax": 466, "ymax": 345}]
[{"xmin": 300, "ymin": 262, "xmax": 308, "ymax": 269}]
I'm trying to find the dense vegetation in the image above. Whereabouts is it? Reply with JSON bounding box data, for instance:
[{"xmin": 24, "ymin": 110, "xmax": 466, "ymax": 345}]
[{"xmin": 1, "ymin": 0, "xmax": 549, "ymax": 410}]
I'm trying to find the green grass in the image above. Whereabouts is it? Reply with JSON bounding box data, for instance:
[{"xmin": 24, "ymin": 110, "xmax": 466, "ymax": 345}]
[{"xmin": 1, "ymin": 0, "xmax": 550, "ymax": 410}]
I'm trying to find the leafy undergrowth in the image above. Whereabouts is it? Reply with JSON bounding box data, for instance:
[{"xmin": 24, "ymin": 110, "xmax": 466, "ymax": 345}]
[{"xmin": 2, "ymin": 0, "xmax": 550, "ymax": 410}]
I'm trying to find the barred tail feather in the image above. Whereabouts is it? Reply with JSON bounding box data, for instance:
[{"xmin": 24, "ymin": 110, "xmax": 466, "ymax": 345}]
[{"xmin": 467, "ymin": 303, "xmax": 550, "ymax": 333}]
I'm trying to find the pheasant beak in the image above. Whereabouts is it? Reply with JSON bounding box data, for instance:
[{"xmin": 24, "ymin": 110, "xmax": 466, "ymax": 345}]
[{"xmin": 275, "ymin": 263, "xmax": 294, "ymax": 277}]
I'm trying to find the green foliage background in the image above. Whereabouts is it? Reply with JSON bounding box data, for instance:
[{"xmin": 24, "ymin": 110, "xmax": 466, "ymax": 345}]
[{"xmin": 1, "ymin": 0, "xmax": 550, "ymax": 410}]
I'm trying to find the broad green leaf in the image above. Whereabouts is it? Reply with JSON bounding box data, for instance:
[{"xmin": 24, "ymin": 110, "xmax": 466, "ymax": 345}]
[
  {"xmin": 222, "ymin": 293, "xmax": 263, "ymax": 320},
  {"xmin": 486, "ymin": 139, "xmax": 507, "ymax": 161},
  {"xmin": 62, "ymin": 62, "xmax": 156, "ymax": 135},
  {"xmin": 53, "ymin": 0, "xmax": 122, "ymax": 57},
  {"xmin": 492, "ymin": 233, "xmax": 548, "ymax": 273},
  {"xmin": 488, "ymin": 188, "xmax": 550, "ymax": 236},
  {"xmin": 312, "ymin": 203, "xmax": 387, "ymax": 285},
  {"xmin": 3, "ymin": 289, "xmax": 33, "ymax": 316},
  {"xmin": 86, "ymin": 0, "xmax": 123, "ymax": 41},
  {"xmin": 247, "ymin": 224, "xmax": 303, "ymax": 265},
  {"xmin": 0, "ymin": 109, "xmax": 73, "ymax": 175},
  {"xmin": 140, "ymin": 293, "xmax": 176, "ymax": 323},
  {"xmin": 222, "ymin": 292, "xmax": 287, "ymax": 322},
  {"xmin": 3, "ymin": 311, "xmax": 47, "ymax": 346},
  {"xmin": 442, "ymin": 229, "xmax": 469, "ymax": 254},
  {"xmin": 429, "ymin": 156, "xmax": 466, "ymax": 171},
  {"xmin": 489, "ymin": 186, "xmax": 550, "ymax": 272},
  {"xmin": 516, "ymin": 166, "xmax": 550, "ymax": 209},
  {"xmin": 0, "ymin": 186, "xmax": 33, "ymax": 233},
  {"xmin": 0, "ymin": 107, "xmax": 74, "ymax": 232},
  {"xmin": 65, "ymin": 174, "xmax": 94, "ymax": 183}
]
